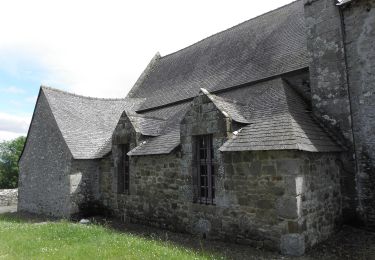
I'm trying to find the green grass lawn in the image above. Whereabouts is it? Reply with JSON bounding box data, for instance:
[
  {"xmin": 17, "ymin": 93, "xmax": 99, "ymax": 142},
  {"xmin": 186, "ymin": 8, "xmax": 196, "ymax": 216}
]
[{"xmin": 0, "ymin": 214, "xmax": 219, "ymax": 260}]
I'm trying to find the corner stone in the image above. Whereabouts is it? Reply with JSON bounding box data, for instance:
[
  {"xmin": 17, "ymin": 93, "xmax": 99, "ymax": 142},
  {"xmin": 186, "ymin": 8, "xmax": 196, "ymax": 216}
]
[
  {"xmin": 276, "ymin": 196, "xmax": 298, "ymax": 219},
  {"xmin": 280, "ymin": 234, "xmax": 305, "ymax": 256}
]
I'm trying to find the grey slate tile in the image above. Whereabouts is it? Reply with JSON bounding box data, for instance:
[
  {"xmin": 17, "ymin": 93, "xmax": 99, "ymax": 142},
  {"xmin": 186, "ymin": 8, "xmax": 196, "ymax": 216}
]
[
  {"xmin": 42, "ymin": 86, "xmax": 144, "ymax": 159},
  {"xmin": 219, "ymin": 80, "xmax": 342, "ymax": 152},
  {"xmin": 130, "ymin": 0, "xmax": 308, "ymax": 111}
]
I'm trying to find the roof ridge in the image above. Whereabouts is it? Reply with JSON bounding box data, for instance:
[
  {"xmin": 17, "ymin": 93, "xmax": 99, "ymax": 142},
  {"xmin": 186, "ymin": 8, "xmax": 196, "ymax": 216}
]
[
  {"xmin": 41, "ymin": 85, "xmax": 127, "ymax": 101},
  {"xmin": 159, "ymin": 0, "xmax": 302, "ymax": 60},
  {"xmin": 128, "ymin": 113, "xmax": 166, "ymax": 121},
  {"xmin": 127, "ymin": 52, "xmax": 161, "ymax": 98}
]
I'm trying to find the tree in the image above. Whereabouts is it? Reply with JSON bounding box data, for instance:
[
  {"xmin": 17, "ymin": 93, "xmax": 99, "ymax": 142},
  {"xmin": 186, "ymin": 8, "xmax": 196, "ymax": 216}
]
[{"xmin": 0, "ymin": 136, "xmax": 26, "ymax": 189}]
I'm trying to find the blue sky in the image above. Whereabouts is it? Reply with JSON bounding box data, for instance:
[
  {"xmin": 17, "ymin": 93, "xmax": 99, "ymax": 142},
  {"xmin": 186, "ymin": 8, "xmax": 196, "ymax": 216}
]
[
  {"xmin": 0, "ymin": 61, "xmax": 43, "ymax": 117},
  {"xmin": 0, "ymin": 0, "xmax": 294, "ymax": 141},
  {"xmin": 0, "ymin": 53, "xmax": 50, "ymax": 140}
]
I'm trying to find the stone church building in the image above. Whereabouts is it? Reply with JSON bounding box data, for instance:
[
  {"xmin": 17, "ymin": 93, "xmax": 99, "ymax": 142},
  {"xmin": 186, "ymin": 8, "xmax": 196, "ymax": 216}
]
[{"xmin": 18, "ymin": 0, "xmax": 374, "ymax": 255}]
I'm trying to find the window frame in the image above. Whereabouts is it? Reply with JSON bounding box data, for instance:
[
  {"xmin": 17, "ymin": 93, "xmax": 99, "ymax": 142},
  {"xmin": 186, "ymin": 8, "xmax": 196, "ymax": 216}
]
[
  {"xmin": 118, "ymin": 143, "xmax": 130, "ymax": 194},
  {"xmin": 195, "ymin": 134, "xmax": 215, "ymax": 205}
]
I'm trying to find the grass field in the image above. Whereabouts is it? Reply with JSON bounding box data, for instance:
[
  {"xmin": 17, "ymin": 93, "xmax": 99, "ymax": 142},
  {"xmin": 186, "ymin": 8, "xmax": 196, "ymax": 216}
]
[
  {"xmin": 2, "ymin": 213, "xmax": 374, "ymax": 260},
  {"xmin": 0, "ymin": 214, "xmax": 219, "ymax": 260}
]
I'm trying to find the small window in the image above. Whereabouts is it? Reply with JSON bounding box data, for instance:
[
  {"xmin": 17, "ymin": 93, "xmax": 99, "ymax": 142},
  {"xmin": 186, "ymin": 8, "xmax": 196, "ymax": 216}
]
[
  {"xmin": 195, "ymin": 135, "xmax": 215, "ymax": 205},
  {"xmin": 118, "ymin": 144, "xmax": 130, "ymax": 194}
]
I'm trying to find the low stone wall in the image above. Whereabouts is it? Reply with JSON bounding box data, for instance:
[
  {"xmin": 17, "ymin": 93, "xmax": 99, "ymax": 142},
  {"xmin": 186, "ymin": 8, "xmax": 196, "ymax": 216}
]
[{"xmin": 0, "ymin": 189, "xmax": 18, "ymax": 206}]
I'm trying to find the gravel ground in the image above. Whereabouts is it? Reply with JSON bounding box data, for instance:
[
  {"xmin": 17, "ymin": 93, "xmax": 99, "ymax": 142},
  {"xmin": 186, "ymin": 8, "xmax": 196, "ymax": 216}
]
[{"xmin": 2, "ymin": 211, "xmax": 375, "ymax": 260}]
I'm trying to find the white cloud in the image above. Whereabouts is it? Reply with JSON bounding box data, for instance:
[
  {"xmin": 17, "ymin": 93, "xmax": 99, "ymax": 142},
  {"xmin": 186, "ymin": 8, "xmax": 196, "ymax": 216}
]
[
  {"xmin": 0, "ymin": 86, "xmax": 25, "ymax": 94},
  {"xmin": 0, "ymin": 0, "xmax": 294, "ymax": 98},
  {"xmin": 0, "ymin": 112, "xmax": 30, "ymax": 135},
  {"xmin": 0, "ymin": 131, "xmax": 25, "ymax": 142}
]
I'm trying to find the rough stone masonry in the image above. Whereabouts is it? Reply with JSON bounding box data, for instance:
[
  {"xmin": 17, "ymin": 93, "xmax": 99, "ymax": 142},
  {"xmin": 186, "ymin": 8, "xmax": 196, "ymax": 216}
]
[{"xmin": 17, "ymin": 0, "xmax": 375, "ymax": 256}]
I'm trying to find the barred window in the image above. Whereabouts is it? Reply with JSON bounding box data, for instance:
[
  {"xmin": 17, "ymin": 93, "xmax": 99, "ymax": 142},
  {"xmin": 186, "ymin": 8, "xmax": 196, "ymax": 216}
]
[
  {"xmin": 195, "ymin": 135, "xmax": 215, "ymax": 205},
  {"xmin": 118, "ymin": 144, "xmax": 130, "ymax": 194}
]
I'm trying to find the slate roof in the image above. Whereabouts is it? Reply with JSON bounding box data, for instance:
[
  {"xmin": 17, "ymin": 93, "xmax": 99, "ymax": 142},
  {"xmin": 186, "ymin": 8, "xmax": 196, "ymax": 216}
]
[
  {"xmin": 129, "ymin": 0, "xmax": 308, "ymax": 111},
  {"xmin": 126, "ymin": 113, "xmax": 166, "ymax": 136},
  {"xmin": 129, "ymin": 78, "xmax": 342, "ymax": 156},
  {"xmin": 201, "ymin": 88, "xmax": 250, "ymax": 124},
  {"xmin": 31, "ymin": 0, "xmax": 343, "ymax": 158},
  {"xmin": 127, "ymin": 88, "xmax": 252, "ymax": 156},
  {"xmin": 219, "ymin": 79, "xmax": 342, "ymax": 152},
  {"xmin": 127, "ymin": 129, "xmax": 180, "ymax": 156},
  {"xmin": 127, "ymin": 103, "xmax": 191, "ymax": 156},
  {"xmin": 42, "ymin": 86, "xmax": 144, "ymax": 159}
]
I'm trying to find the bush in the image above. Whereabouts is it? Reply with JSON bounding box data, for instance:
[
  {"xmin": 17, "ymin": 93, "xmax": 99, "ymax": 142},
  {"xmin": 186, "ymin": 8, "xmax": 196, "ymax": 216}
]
[{"xmin": 0, "ymin": 136, "xmax": 26, "ymax": 188}]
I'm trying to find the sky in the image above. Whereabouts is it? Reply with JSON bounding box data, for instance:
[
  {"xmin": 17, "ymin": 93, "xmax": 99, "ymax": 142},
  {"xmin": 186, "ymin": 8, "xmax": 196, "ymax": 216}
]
[{"xmin": 0, "ymin": 0, "xmax": 294, "ymax": 141}]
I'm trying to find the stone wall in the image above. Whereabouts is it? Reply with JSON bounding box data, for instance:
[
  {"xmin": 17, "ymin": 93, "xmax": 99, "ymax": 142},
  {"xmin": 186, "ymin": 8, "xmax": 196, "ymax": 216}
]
[
  {"xmin": 223, "ymin": 151, "xmax": 342, "ymax": 254},
  {"xmin": 99, "ymin": 149, "xmax": 341, "ymax": 255},
  {"xmin": 99, "ymin": 110, "xmax": 145, "ymax": 215},
  {"xmin": 99, "ymin": 152, "xmax": 183, "ymax": 226},
  {"xmin": 342, "ymin": 0, "xmax": 375, "ymax": 228},
  {"xmin": 0, "ymin": 189, "xmax": 18, "ymax": 206},
  {"xmin": 298, "ymin": 152, "xmax": 342, "ymax": 248},
  {"xmin": 18, "ymin": 91, "xmax": 73, "ymax": 217},
  {"xmin": 304, "ymin": 0, "xmax": 352, "ymax": 140},
  {"xmin": 98, "ymin": 154, "xmax": 117, "ymax": 211},
  {"xmin": 304, "ymin": 0, "xmax": 357, "ymax": 222},
  {"xmin": 180, "ymin": 93, "xmax": 232, "ymax": 205},
  {"xmin": 70, "ymin": 159, "xmax": 100, "ymax": 215},
  {"xmin": 98, "ymin": 93, "xmax": 342, "ymax": 255}
]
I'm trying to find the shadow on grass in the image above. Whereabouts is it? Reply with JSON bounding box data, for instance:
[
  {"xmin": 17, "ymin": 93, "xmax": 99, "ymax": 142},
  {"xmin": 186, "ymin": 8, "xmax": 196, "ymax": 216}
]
[
  {"xmin": 0, "ymin": 212, "xmax": 278, "ymax": 259},
  {"xmin": 89, "ymin": 217, "xmax": 281, "ymax": 260},
  {"xmin": 2, "ymin": 212, "xmax": 375, "ymax": 260},
  {"xmin": 70, "ymin": 218, "xmax": 375, "ymax": 260}
]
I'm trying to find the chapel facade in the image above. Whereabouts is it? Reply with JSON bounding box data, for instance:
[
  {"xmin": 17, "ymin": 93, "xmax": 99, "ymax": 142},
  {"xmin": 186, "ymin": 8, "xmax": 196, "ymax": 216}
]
[{"xmin": 18, "ymin": 0, "xmax": 375, "ymax": 255}]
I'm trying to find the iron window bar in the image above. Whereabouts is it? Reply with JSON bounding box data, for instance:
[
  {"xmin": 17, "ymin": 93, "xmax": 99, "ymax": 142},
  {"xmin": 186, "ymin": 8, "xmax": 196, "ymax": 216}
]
[
  {"xmin": 196, "ymin": 135, "xmax": 215, "ymax": 205},
  {"xmin": 118, "ymin": 144, "xmax": 130, "ymax": 194}
]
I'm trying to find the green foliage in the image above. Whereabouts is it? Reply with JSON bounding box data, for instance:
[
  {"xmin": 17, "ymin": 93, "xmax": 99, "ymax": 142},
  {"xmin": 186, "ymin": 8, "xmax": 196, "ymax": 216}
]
[
  {"xmin": 0, "ymin": 215, "xmax": 219, "ymax": 259},
  {"xmin": 0, "ymin": 136, "xmax": 26, "ymax": 189}
]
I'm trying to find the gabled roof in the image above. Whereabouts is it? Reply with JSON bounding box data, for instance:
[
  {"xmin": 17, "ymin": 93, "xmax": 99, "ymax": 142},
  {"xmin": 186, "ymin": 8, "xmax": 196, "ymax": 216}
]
[
  {"xmin": 200, "ymin": 88, "xmax": 250, "ymax": 124},
  {"xmin": 219, "ymin": 80, "xmax": 343, "ymax": 152},
  {"xmin": 127, "ymin": 103, "xmax": 190, "ymax": 156},
  {"xmin": 129, "ymin": 77, "xmax": 342, "ymax": 156},
  {"xmin": 27, "ymin": 1, "xmax": 343, "ymax": 158},
  {"xmin": 125, "ymin": 113, "xmax": 166, "ymax": 136},
  {"xmin": 129, "ymin": 0, "xmax": 308, "ymax": 111},
  {"xmin": 41, "ymin": 86, "xmax": 144, "ymax": 159},
  {"xmin": 127, "ymin": 129, "xmax": 180, "ymax": 156}
]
